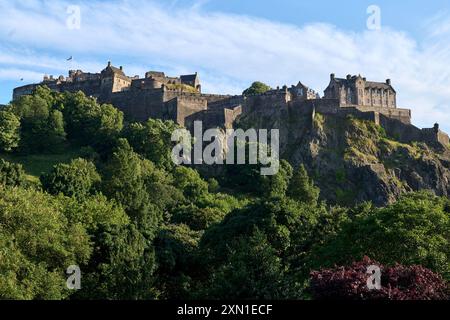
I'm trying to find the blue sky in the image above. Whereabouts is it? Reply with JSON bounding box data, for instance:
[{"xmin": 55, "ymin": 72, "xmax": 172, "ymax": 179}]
[
  {"xmin": 1, "ymin": 0, "xmax": 449, "ymax": 131},
  {"xmin": 203, "ymin": 0, "xmax": 448, "ymax": 38}
]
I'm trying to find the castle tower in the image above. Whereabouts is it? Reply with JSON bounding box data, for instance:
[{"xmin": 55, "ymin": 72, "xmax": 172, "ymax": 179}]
[{"xmin": 100, "ymin": 61, "xmax": 131, "ymax": 97}]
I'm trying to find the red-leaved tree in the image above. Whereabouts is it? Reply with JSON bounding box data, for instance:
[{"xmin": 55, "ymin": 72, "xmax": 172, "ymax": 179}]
[{"xmin": 310, "ymin": 257, "xmax": 448, "ymax": 300}]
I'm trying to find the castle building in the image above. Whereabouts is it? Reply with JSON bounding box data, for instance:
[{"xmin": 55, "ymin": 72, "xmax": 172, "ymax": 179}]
[
  {"xmin": 13, "ymin": 61, "xmax": 201, "ymax": 101},
  {"xmin": 320, "ymin": 73, "xmax": 411, "ymax": 125},
  {"xmin": 12, "ymin": 62, "xmax": 214, "ymax": 127},
  {"xmin": 288, "ymin": 82, "xmax": 319, "ymax": 100},
  {"xmin": 324, "ymin": 74, "xmax": 396, "ymax": 108}
]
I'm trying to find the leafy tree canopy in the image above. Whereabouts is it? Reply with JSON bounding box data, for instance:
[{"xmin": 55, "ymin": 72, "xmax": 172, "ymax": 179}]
[
  {"xmin": 242, "ymin": 81, "xmax": 272, "ymax": 95},
  {"xmin": 41, "ymin": 158, "xmax": 101, "ymax": 199},
  {"xmin": 11, "ymin": 86, "xmax": 66, "ymax": 153},
  {"xmin": 309, "ymin": 191, "xmax": 450, "ymax": 279},
  {"xmin": 0, "ymin": 110, "xmax": 20, "ymax": 152},
  {"xmin": 123, "ymin": 119, "xmax": 178, "ymax": 170},
  {"xmin": 0, "ymin": 186, "xmax": 91, "ymax": 299}
]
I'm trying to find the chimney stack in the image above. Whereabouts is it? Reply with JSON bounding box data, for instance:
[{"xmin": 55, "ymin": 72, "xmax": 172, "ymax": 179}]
[
  {"xmin": 346, "ymin": 74, "xmax": 351, "ymax": 80},
  {"xmin": 330, "ymin": 73, "xmax": 335, "ymax": 80},
  {"xmin": 120, "ymin": 66, "xmax": 123, "ymax": 71},
  {"xmin": 386, "ymin": 79, "xmax": 391, "ymax": 85},
  {"xmin": 107, "ymin": 61, "xmax": 111, "ymax": 67}
]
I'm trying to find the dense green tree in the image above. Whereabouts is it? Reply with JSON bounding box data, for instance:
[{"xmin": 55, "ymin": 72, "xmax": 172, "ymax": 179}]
[
  {"xmin": 172, "ymin": 166, "xmax": 209, "ymax": 202},
  {"xmin": 309, "ymin": 191, "xmax": 450, "ymax": 278},
  {"xmin": 222, "ymin": 143, "xmax": 288, "ymax": 197},
  {"xmin": 61, "ymin": 91, "xmax": 123, "ymax": 150},
  {"xmin": 201, "ymin": 197, "xmax": 322, "ymax": 263},
  {"xmin": 11, "ymin": 86, "xmax": 66, "ymax": 153},
  {"xmin": 262, "ymin": 159, "xmax": 293, "ymax": 198},
  {"xmin": 75, "ymin": 222, "xmax": 158, "ymax": 300},
  {"xmin": 0, "ymin": 186, "xmax": 92, "ymax": 299},
  {"xmin": 207, "ymin": 178, "xmax": 220, "ymax": 193},
  {"xmin": 199, "ymin": 194, "xmax": 349, "ymax": 290},
  {"xmin": 172, "ymin": 204, "xmax": 226, "ymax": 231},
  {"xmin": 40, "ymin": 158, "xmax": 101, "ymax": 199},
  {"xmin": 60, "ymin": 193, "xmax": 158, "ymax": 299},
  {"xmin": 154, "ymin": 224, "xmax": 202, "ymax": 299},
  {"xmin": 0, "ymin": 159, "xmax": 26, "ymax": 187},
  {"xmin": 287, "ymin": 164, "xmax": 320, "ymax": 205},
  {"xmin": 223, "ymin": 162, "xmax": 262, "ymax": 194},
  {"xmin": 101, "ymin": 139, "xmax": 164, "ymax": 239},
  {"xmin": 242, "ymin": 81, "xmax": 272, "ymax": 95},
  {"xmin": 287, "ymin": 205, "xmax": 349, "ymax": 277},
  {"xmin": 0, "ymin": 110, "xmax": 20, "ymax": 152},
  {"xmin": 61, "ymin": 193, "xmax": 130, "ymax": 233},
  {"xmin": 198, "ymin": 229, "xmax": 291, "ymax": 299},
  {"xmin": 123, "ymin": 119, "xmax": 178, "ymax": 170}
]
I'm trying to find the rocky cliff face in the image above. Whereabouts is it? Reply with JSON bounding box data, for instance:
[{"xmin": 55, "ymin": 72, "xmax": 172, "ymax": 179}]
[{"xmin": 235, "ymin": 108, "xmax": 450, "ymax": 206}]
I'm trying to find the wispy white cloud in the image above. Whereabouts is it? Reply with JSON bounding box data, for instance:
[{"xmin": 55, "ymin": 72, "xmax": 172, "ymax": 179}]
[{"xmin": 0, "ymin": 0, "xmax": 449, "ymax": 131}]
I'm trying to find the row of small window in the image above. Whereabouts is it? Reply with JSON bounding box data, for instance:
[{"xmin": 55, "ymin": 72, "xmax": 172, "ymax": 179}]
[
  {"xmin": 359, "ymin": 89, "xmax": 391, "ymax": 95},
  {"xmin": 366, "ymin": 98, "xmax": 394, "ymax": 105}
]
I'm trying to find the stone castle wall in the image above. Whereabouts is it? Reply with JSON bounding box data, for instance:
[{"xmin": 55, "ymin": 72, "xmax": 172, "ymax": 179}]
[
  {"xmin": 224, "ymin": 106, "xmax": 242, "ymax": 129},
  {"xmin": 288, "ymin": 98, "xmax": 447, "ymax": 148},
  {"xmin": 421, "ymin": 127, "xmax": 450, "ymax": 147},
  {"xmin": 185, "ymin": 109, "xmax": 224, "ymax": 132},
  {"xmin": 243, "ymin": 91, "xmax": 291, "ymax": 114},
  {"xmin": 107, "ymin": 89, "xmax": 166, "ymax": 122},
  {"xmin": 163, "ymin": 89, "xmax": 230, "ymax": 104},
  {"xmin": 208, "ymin": 96, "xmax": 245, "ymax": 110},
  {"xmin": 169, "ymin": 95, "xmax": 208, "ymax": 127},
  {"xmin": 354, "ymin": 105, "xmax": 411, "ymax": 124},
  {"xmin": 61, "ymin": 79, "xmax": 103, "ymax": 97}
]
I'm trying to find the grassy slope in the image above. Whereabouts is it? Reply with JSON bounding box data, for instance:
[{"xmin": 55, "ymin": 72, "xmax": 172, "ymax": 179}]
[{"xmin": 0, "ymin": 146, "xmax": 83, "ymax": 184}]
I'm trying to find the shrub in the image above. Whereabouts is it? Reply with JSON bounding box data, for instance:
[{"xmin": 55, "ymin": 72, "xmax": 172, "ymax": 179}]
[{"xmin": 0, "ymin": 159, "xmax": 26, "ymax": 187}]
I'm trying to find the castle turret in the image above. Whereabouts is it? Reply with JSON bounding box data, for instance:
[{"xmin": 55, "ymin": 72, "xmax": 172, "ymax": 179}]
[{"xmin": 434, "ymin": 123, "xmax": 439, "ymax": 132}]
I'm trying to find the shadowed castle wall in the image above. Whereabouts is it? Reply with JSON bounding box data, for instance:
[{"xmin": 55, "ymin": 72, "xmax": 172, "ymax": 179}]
[
  {"xmin": 60, "ymin": 80, "xmax": 103, "ymax": 98},
  {"xmin": 107, "ymin": 89, "xmax": 166, "ymax": 122},
  {"xmin": 167, "ymin": 96, "xmax": 208, "ymax": 127},
  {"xmin": 184, "ymin": 105, "xmax": 242, "ymax": 132}
]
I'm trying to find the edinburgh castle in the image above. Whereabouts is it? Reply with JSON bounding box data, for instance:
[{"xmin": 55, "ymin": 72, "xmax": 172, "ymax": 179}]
[{"xmin": 12, "ymin": 62, "xmax": 449, "ymax": 148}]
